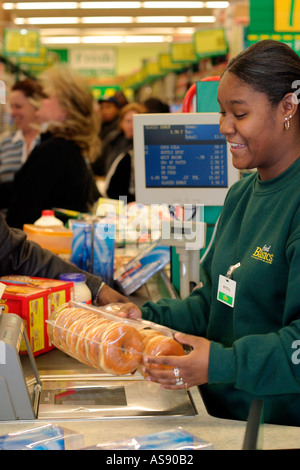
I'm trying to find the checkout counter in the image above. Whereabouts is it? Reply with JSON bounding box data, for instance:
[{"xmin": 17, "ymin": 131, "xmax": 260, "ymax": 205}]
[{"xmin": 0, "ymin": 273, "xmax": 299, "ymax": 451}]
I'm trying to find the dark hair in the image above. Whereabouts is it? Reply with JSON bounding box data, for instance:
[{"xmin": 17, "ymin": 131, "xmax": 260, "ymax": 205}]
[
  {"xmin": 144, "ymin": 97, "xmax": 169, "ymax": 113},
  {"xmin": 11, "ymin": 78, "xmax": 46, "ymax": 99},
  {"xmin": 225, "ymin": 40, "xmax": 300, "ymax": 106}
]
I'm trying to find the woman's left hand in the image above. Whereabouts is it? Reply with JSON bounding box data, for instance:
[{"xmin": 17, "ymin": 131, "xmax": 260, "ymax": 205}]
[{"xmin": 141, "ymin": 333, "xmax": 211, "ymax": 390}]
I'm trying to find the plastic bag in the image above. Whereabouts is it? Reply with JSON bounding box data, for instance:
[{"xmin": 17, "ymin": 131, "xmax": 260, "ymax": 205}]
[
  {"xmin": 84, "ymin": 427, "xmax": 213, "ymax": 450},
  {"xmin": 46, "ymin": 301, "xmax": 186, "ymax": 376},
  {"xmin": 0, "ymin": 424, "xmax": 83, "ymax": 450}
]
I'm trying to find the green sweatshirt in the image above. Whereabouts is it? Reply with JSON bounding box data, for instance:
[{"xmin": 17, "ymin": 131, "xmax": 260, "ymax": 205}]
[{"xmin": 141, "ymin": 158, "xmax": 300, "ymax": 426}]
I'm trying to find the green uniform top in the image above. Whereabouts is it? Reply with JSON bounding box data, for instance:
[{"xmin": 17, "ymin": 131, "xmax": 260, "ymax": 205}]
[{"xmin": 141, "ymin": 158, "xmax": 300, "ymax": 426}]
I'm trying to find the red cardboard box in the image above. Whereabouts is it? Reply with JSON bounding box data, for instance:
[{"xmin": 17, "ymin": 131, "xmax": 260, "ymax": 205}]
[{"xmin": 0, "ymin": 276, "xmax": 74, "ymax": 356}]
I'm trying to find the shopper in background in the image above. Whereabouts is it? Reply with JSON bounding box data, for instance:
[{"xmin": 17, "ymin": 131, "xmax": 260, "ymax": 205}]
[
  {"xmin": 97, "ymin": 95, "xmax": 121, "ymax": 141},
  {"xmin": 113, "ymin": 90, "xmax": 129, "ymax": 108},
  {"xmin": 118, "ymin": 40, "xmax": 300, "ymax": 426},
  {"xmin": 92, "ymin": 101, "xmax": 145, "ymax": 179},
  {"xmin": 0, "ymin": 213, "xmax": 127, "ymax": 306},
  {"xmin": 143, "ymin": 97, "xmax": 169, "ymax": 114},
  {"xmin": 0, "ymin": 78, "xmax": 46, "ymax": 210},
  {"xmin": 5, "ymin": 65, "xmax": 100, "ymax": 229}
]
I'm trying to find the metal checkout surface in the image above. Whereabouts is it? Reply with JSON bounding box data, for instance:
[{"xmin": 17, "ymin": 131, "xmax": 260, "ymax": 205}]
[{"xmin": 0, "ymin": 277, "xmax": 299, "ymax": 450}]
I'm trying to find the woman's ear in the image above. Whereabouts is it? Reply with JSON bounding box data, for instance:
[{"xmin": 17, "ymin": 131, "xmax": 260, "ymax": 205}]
[{"xmin": 282, "ymin": 92, "xmax": 298, "ymax": 119}]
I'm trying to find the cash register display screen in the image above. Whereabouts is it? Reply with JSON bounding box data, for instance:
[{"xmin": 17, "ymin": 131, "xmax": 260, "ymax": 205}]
[{"xmin": 144, "ymin": 123, "xmax": 227, "ymax": 188}]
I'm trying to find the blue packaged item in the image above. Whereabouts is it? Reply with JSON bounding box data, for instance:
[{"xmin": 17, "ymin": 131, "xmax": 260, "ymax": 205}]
[
  {"xmin": 93, "ymin": 219, "xmax": 115, "ymax": 285},
  {"xmin": 115, "ymin": 241, "xmax": 170, "ymax": 295},
  {"xmin": 71, "ymin": 221, "xmax": 92, "ymax": 272},
  {"xmin": 0, "ymin": 424, "xmax": 83, "ymax": 450},
  {"xmin": 85, "ymin": 427, "xmax": 213, "ymax": 450},
  {"xmin": 71, "ymin": 219, "xmax": 115, "ymax": 286}
]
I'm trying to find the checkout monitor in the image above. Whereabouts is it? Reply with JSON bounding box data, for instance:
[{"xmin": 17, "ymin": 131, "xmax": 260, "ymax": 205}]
[{"xmin": 133, "ymin": 112, "xmax": 240, "ymax": 207}]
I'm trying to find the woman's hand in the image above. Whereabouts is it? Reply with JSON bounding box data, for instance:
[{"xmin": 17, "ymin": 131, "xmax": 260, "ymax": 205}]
[
  {"xmin": 142, "ymin": 333, "xmax": 211, "ymax": 390},
  {"xmin": 97, "ymin": 284, "xmax": 128, "ymax": 306}
]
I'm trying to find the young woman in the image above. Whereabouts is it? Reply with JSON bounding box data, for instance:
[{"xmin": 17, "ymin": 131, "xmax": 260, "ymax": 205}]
[
  {"xmin": 118, "ymin": 40, "xmax": 300, "ymax": 426},
  {"xmin": 5, "ymin": 65, "xmax": 100, "ymax": 229}
]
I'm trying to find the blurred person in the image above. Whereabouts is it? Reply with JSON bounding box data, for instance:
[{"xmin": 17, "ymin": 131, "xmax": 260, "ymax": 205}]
[
  {"xmin": 0, "ymin": 78, "xmax": 46, "ymax": 209},
  {"xmin": 143, "ymin": 97, "xmax": 169, "ymax": 114},
  {"xmin": 5, "ymin": 65, "xmax": 100, "ymax": 229},
  {"xmin": 98, "ymin": 95, "xmax": 121, "ymax": 140},
  {"xmin": 114, "ymin": 90, "xmax": 129, "ymax": 108},
  {"xmin": 92, "ymin": 102, "xmax": 145, "ymax": 178}
]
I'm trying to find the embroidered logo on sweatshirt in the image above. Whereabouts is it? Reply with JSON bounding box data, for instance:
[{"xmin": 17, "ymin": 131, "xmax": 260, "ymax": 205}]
[{"xmin": 252, "ymin": 245, "xmax": 274, "ymax": 264}]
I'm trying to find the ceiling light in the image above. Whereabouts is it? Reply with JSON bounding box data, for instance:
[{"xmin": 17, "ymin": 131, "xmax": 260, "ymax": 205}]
[
  {"xmin": 82, "ymin": 36, "xmax": 123, "ymax": 43},
  {"xmin": 82, "ymin": 16, "xmax": 133, "ymax": 24},
  {"xmin": 205, "ymin": 1, "xmax": 229, "ymax": 7},
  {"xmin": 136, "ymin": 16, "xmax": 187, "ymax": 23},
  {"xmin": 26, "ymin": 17, "xmax": 80, "ymax": 24},
  {"xmin": 143, "ymin": 2, "xmax": 204, "ymax": 7},
  {"xmin": 124, "ymin": 35, "xmax": 165, "ymax": 43},
  {"xmin": 4, "ymin": 2, "xmax": 79, "ymax": 9},
  {"xmin": 42, "ymin": 36, "xmax": 81, "ymax": 44},
  {"xmin": 80, "ymin": 2, "xmax": 141, "ymax": 8},
  {"xmin": 190, "ymin": 16, "xmax": 216, "ymax": 22}
]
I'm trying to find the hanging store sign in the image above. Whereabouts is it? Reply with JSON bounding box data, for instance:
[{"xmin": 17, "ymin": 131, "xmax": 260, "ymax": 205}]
[
  {"xmin": 248, "ymin": 0, "xmax": 300, "ymax": 54},
  {"xmin": 3, "ymin": 28, "xmax": 40, "ymax": 57},
  {"xmin": 171, "ymin": 42, "xmax": 198, "ymax": 64},
  {"xmin": 274, "ymin": 0, "xmax": 300, "ymax": 32},
  {"xmin": 194, "ymin": 28, "xmax": 228, "ymax": 59},
  {"xmin": 159, "ymin": 53, "xmax": 183, "ymax": 72},
  {"xmin": 69, "ymin": 48, "xmax": 116, "ymax": 78}
]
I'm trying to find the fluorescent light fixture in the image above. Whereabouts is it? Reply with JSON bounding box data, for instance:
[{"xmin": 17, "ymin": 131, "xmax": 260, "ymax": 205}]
[
  {"xmin": 175, "ymin": 27, "xmax": 196, "ymax": 34},
  {"xmin": 124, "ymin": 35, "xmax": 165, "ymax": 43},
  {"xmin": 26, "ymin": 17, "xmax": 80, "ymax": 24},
  {"xmin": 205, "ymin": 1, "xmax": 229, "ymax": 7},
  {"xmin": 136, "ymin": 16, "xmax": 187, "ymax": 23},
  {"xmin": 82, "ymin": 36, "xmax": 123, "ymax": 43},
  {"xmin": 14, "ymin": 18, "xmax": 26, "ymax": 24},
  {"xmin": 4, "ymin": 2, "xmax": 79, "ymax": 9},
  {"xmin": 190, "ymin": 16, "xmax": 216, "ymax": 22},
  {"xmin": 80, "ymin": 1, "xmax": 141, "ymax": 8},
  {"xmin": 40, "ymin": 35, "xmax": 172, "ymax": 45},
  {"xmin": 143, "ymin": 1, "xmax": 204, "ymax": 7},
  {"xmin": 42, "ymin": 36, "xmax": 81, "ymax": 44},
  {"xmin": 82, "ymin": 16, "xmax": 133, "ymax": 24}
]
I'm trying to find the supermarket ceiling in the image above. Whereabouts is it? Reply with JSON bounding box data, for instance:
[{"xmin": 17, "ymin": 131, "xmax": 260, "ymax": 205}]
[{"xmin": 2, "ymin": 1, "xmax": 248, "ymax": 46}]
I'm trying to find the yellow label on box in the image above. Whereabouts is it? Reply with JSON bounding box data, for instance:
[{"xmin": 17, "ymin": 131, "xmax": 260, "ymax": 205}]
[
  {"xmin": 20, "ymin": 297, "xmax": 45, "ymax": 353},
  {"xmin": 50, "ymin": 289, "xmax": 66, "ymax": 315}
]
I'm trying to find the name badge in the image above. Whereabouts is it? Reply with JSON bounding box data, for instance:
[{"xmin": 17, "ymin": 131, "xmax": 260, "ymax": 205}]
[{"xmin": 217, "ymin": 275, "xmax": 236, "ymax": 308}]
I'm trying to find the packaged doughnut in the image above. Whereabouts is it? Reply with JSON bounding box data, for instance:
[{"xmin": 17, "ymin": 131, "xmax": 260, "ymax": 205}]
[{"xmin": 46, "ymin": 301, "xmax": 186, "ymax": 376}]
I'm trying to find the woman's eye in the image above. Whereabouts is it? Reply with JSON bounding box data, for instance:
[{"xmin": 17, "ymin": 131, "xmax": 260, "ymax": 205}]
[{"xmin": 235, "ymin": 113, "xmax": 246, "ymax": 118}]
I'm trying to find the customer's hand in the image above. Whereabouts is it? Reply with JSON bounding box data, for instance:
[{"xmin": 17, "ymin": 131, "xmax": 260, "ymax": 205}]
[
  {"xmin": 97, "ymin": 284, "xmax": 128, "ymax": 306},
  {"xmin": 115, "ymin": 301, "xmax": 142, "ymax": 320},
  {"xmin": 141, "ymin": 333, "xmax": 211, "ymax": 390}
]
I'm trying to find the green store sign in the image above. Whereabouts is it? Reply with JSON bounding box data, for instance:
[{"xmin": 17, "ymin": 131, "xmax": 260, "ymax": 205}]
[{"xmin": 248, "ymin": 0, "xmax": 300, "ymax": 54}]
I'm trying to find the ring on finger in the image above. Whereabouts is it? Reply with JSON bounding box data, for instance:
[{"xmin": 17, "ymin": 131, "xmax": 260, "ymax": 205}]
[
  {"xmin": 173, "ymin": 367, "xmax": 180, "ymax": 378},
  {"xmin": 176, "ymin": 377, "xmax": 184, "ymax": 386}
]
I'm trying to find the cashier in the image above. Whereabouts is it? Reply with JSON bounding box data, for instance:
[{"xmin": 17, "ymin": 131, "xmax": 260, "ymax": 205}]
[
  {"xmin": 0, "ymin": 213, "xmax": 126, "ymax": 306},
  {"xmin": 118, "ymin": 40, "xmax": 300, "ymax": 426}
]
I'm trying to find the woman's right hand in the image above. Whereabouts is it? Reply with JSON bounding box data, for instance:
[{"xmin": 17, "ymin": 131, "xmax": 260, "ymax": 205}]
[{"xmin": 116, "ymin": 302, "xmax": 142, "ymax": 320}]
